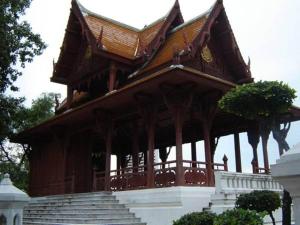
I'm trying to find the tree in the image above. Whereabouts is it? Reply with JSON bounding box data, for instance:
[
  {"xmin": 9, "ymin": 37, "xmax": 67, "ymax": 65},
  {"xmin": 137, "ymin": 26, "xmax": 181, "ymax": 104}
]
[
  {"xmin": 0, "ymin": 0, "xmax": 46, "ymax": 92},
  {"xmin": 218, "ymin": 80, "xmax": 297, "ymax": 225},
  {"xmin": 214, "ymin": 208, "xmax": 264, "ymax": 225},
  {"xmin": 173, "ymin": 212, "xmax": 215, "ymax": 225},
  {"xmin": 0, "ymin": 93, "xmax": 59, "ymax": 191},
  {"xmin": 236, "ymin": 190, "xmax": 281, "ymax": 225}
]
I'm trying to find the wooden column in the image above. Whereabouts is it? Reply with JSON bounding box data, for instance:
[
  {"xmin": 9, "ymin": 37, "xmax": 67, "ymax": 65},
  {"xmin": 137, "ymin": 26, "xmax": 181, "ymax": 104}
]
[
  {"xmin": 247, "ymin": 127, "xmax": 260, "ymax": 173},
  {"xmin": 234, "ymin": 132, "xmax": 242, "ymax": 173},
  {"xmin": 108, "ymin": 62, "xmax": 117, "ymax": 92},
  {"xmin": 261, "ymin": 129, "xmax": 270, "ymax": 173},
  {"xmin": 196, "ymin": 92, "xmax": 221, "ymax": 186},
  {"xmin": 67, "ymin": 85, "xmax": 73, "ymax": 108},
  {"xmin": 117, "ymin": 153, "xmax": 121, "ymax": 175},
  {"xmin": 132, "ymin": 123, "xmax": 140, "ymax": 172},
  {"xmin": 174, "ymin": 108, "xmax": 184, "ymax": 185},
  {"xmin": 162, "ymin": 84, "xmax": 194, "ymax": 186},
  {"xmin": 202, "ymin": 119, "xmax": 213, "ymax": 186},
  {"xmin": 94, "ymin": 110, "xmax": 113, "ymax": 191},
  {"xmin": 135, "ymin": 93, "xmax": 157, "ymax": 188},
  {"xmin": 104, "ymin": 124, "xmax": 113, "ymax": 191},
  {"xmin": 191, "ymin": 141, "xmax": 197, "ymax": 167},
  {"xmin": 146, "ymin": 116, "xmax": 155, "ymax": 188}
]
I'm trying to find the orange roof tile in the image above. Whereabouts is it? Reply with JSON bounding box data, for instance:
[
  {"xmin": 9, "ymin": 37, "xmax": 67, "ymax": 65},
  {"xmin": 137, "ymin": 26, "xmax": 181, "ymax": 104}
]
[
  {"xmin": 85, "ymin": 15, "xmax": 139, "ymax": 59},
  {"xmin": 138, "ymin": 19, "xmax": 165, "ymax": 55},
  {"xmin": 142, "ymin": 15, "xmax": 207, "ymax": 72},
  {"xmin": 84, "ymin": 15, "xmax": 166, "ymax": 60}
]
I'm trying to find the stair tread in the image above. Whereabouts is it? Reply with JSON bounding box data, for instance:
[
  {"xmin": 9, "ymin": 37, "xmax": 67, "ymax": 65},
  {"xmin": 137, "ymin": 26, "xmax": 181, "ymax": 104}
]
[{"xmin": 25, "ymin": 192, "xmax": 145, "ymax": 225}]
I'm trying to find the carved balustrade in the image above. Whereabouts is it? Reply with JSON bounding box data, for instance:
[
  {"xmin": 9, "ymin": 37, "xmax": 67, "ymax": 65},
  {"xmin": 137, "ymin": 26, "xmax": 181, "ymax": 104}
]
[
  {"xmin": 215, "ymin": 171, "xmax": 282, "ymax": 194},
  {"xmin": 92, "ymin": 159, "xmax": 227, "ymax": 191},
  {"xmin": 109, "ymin": 165, "xmax": 147, "ymax": 191}
]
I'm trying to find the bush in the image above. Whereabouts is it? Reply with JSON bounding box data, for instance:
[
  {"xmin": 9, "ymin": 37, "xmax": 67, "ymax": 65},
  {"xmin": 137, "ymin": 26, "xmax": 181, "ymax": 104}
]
[
  {"xmin": 214, "ymin": 208, "xmax": 264, "ymax": 225},
  {"xmin": 173, "ymin": 211, "xmax": 215, "ymax": 225},
  {"xmin": 236, "ymin": 190, "xmax": 281, "ymax": 225}
]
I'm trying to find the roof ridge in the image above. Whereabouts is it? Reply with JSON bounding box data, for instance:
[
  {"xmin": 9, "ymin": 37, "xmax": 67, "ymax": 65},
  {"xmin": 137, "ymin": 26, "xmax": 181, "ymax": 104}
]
[
  {"xmin": 170, "ymin": 9, "xmax": 211, "ymax": 34},
  {"xmin": 140, "ymin": 17, "xmax": 166, "ymax": 32},
  {"xmin": 75, "ymin": 0, "xmax": 140, "ymax": 32}
]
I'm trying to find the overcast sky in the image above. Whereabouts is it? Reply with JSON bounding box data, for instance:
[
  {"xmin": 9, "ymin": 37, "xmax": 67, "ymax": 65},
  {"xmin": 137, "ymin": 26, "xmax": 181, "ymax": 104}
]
[{"xmin": 13, "ymin": 0, "xmax": 300, "ymax": 172}]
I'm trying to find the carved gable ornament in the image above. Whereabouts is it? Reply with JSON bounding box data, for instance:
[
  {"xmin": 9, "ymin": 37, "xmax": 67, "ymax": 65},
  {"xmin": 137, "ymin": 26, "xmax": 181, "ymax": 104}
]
[{"xmin": 201, "ymin": 45, "xmax": 213, "ymax": 63}]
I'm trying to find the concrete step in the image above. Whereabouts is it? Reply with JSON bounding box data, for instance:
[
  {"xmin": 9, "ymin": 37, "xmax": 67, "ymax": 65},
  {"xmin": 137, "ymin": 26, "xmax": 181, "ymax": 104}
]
[
  {"xmin": 29, "ymin": 199, "xmax": 119, "ymax": 205},
  {"xmin": 24, "ymin": 192, "xmax": 145, "ymax": 225},
  {"xmin": 26, "ymin": 202, "xmax": 126, "ymax": 209},
  {"xmin": 23, "ymin": 217, "xmax": 141, "ymax": 224},
  {"xmin": 24, "ymin": 208, "xmax": 130, "ymax": 214},
  {"xmin": 24, "ymin": 222, "xmax": 146, "ymax": 225},
  {"xmin": 24, "ymin": 212, "xmax": 136, "ymax": 219},
  {"xmin": 34, "ymin": 193, "xmax": 116, "ymax": 201}
]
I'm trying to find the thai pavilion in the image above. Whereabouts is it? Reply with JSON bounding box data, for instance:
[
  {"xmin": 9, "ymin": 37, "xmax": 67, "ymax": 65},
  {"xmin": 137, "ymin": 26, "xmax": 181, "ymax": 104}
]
[{"xmin": 14, "ymin": 0, "xmax": 300, "ymax": 224}]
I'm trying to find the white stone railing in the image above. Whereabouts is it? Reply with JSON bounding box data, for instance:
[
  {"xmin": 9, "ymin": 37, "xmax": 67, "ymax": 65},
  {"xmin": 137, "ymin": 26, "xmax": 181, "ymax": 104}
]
[{"xmin": 215, "ymin": 171, "xmax": 282, "ymax": 194}]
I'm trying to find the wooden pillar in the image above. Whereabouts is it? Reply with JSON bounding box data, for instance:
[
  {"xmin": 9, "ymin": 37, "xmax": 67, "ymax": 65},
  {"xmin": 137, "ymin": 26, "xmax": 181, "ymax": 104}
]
[
  {"xmin": 146, "ymin": 118, "xmax": 155, "ymax": 188},
  {"xmin": 104, "ymin": 124, "xmax": 113, "ymax": 191},
  {"xmin": 117, "ymin": 153, "xmax": 121, "ymax": 175},
  {"xmin": 191, "ymin": 141, "xmax": 197, "ymax": 164},
  {"xmin": 261, "ymin": 129, "xmax": 270, "ymax": 173},
  {"xmin": 108, "ymin": 62, "xmax": 117, "ymax": 92},
  {"xmin": 174, "ymin": 108, "xmax": 184, "ymax": 186},
  {"xmin": 203, "ymin": 120, "xmax": 213, "ymax": 186},
  {"xmin": 234, "ymin": 132, "xmax": 242, "ymax": 173},
  {"xmin": 247, "ymin": 128, "xmax": 259, "ymax": 172},
  {"xmin": 161, "ymin": 84, "xmax": 194, "ymax": 186},
  {"xmin": 132, "ymin": 125, "xmax": 139, "ymax": 172},
  {"xmin": 135, "ymin": 93, "xmax": 157, "ymax": 188},
  {"xmin": 67, "ymin": 85, "xmax": 73, "ymax": 108},
  {"xmin": 94, "ymin": 110, "xmax": 113, "ymax": 191}
]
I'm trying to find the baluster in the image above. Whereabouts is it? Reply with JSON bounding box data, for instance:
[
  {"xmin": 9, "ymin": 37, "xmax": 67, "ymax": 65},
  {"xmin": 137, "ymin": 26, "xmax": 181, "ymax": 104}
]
[{"xmin": 223, "ymin": 154, "xmax": 228, "ymax": 171}]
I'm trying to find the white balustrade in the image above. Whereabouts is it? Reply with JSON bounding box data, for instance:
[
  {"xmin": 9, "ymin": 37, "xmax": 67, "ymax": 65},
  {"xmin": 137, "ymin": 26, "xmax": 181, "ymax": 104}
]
[{"xmin": 215, "ymin": 171, "xmax": 282, "ymax": 194}]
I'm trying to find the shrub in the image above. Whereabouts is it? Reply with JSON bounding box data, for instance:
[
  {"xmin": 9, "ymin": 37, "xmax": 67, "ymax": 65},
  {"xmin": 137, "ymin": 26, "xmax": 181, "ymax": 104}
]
[
  {"xmin": 173, "ymin": 211, "xmax": 215, "ymax": 225},
  {"xmin": 236, "ymin": 190, "xmax": 281, "ymax": 225},
  {"xmin": 214, "ymin": 208, "xmax": 264, "ymax": 225}
]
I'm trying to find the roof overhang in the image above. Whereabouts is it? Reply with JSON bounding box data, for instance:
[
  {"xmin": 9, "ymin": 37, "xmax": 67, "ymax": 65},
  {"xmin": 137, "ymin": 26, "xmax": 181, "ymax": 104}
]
[{"xmin": 13, "ymin": 65, "xmax": 235, "ymax": 142}]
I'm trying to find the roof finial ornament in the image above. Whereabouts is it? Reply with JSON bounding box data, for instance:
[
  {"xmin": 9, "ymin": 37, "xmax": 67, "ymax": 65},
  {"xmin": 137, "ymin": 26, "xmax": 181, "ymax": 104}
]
[
  {"xmin": 174, "ymin": 0, "xmax": 180, "ymax": 9},
  {"xmin": 172, "ymin": 44, "xmax": 181, "ymax": 65},
  {"xmin": 182, "ymin": 32, "xmax": 192, "ymax": 54},
  {"xmin": 97, "ymin": 26, "xmax": 103, "ymax": 49},
  {"xmin": 54, "ymin": 94, "xmax": 60, "ymax": 111},
  {"xmin": 247, "ymin": 57, "xmax": 251, "ymax": 69},
  {"xmin": 247, "ymin": 57, "xmax": 252, "ymax": 76},
  {"xmin": 52, "ymin": 59, "xmax": 56, "ymax": 70}
]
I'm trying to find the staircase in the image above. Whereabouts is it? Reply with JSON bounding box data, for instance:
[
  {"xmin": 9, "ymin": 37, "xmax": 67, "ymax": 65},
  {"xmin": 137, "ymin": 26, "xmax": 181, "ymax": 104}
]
[{"xmin": 23, "ymin": 192, "xmax": 146, "ymax": 225}]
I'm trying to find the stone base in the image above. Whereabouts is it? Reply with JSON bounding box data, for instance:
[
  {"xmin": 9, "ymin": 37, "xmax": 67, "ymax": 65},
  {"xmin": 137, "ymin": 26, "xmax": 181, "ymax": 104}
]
[{"xmin": 114, "ymin": 186, "xmax": 215, "ymax": 225}]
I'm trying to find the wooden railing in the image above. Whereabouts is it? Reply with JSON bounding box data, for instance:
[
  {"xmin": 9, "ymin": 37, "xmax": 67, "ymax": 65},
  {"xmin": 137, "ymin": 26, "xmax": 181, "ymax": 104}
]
[
  {"xmin": 110, "ymin": 165, "xmax": 147, "ymax": 191},
  {"xmin": 93, "ymin": 170, "xmax": 105, "ymax": 191},
  {"xmin": 182, "ymin": 160, "xmax": 209, "ymax": 186},
  {"xmin": 154, "ymin": 160, "xmax": 177, "ymax": 187},
  {"xmin": 92, "ymin": 159, "xmax": 229, "ymax": 191}
]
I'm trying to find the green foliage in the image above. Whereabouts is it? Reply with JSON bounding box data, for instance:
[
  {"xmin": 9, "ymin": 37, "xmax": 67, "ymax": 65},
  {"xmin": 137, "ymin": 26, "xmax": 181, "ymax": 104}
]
[
  {"xmin": 236, "ymin": 190, "xmax": 281, "ymax": 225},
  {"xmin": 0, "ymin": 93, "xmax": 58, "ymax": 191},
  {"xmin": 0, "ymin": 0, "xmax": 47, "ymax": 92},
  {"xmin": 218, "ymin": 81, "xmax": 296, "ymax": 120},
  {"xmin": 214, "ymin": 208, "xmax": 264, "ymax": 225},
  {"xmin": 173, "ymin": 212, "xmax": 215, "ymax": 225}
]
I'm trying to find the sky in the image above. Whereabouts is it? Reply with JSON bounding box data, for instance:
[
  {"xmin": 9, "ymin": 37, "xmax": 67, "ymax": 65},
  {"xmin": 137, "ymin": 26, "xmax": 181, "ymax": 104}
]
[{"xmin": 13, "ymin": 0, "xmax": 300, "ymax": 172}]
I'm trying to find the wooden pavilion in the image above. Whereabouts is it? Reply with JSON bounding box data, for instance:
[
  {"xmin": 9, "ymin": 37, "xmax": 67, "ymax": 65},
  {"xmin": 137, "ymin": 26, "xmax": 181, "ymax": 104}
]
[{"xmin": 15, "ymin": 0, "xmax": 300, "ymax": 197}]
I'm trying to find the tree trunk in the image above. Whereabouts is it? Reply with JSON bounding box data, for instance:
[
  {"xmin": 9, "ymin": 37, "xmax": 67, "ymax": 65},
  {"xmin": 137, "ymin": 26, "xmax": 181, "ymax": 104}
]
[
  {"xmin": 269, "ymin": 212, "xmax": 276, "ymax": 225},
  {"xmin": 271, "ymin": 120, "xmax": 292, "ymax": 225},
  {"xmin": 282, "ymin": 190, "xmax": 292, "ymax": 225}
]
